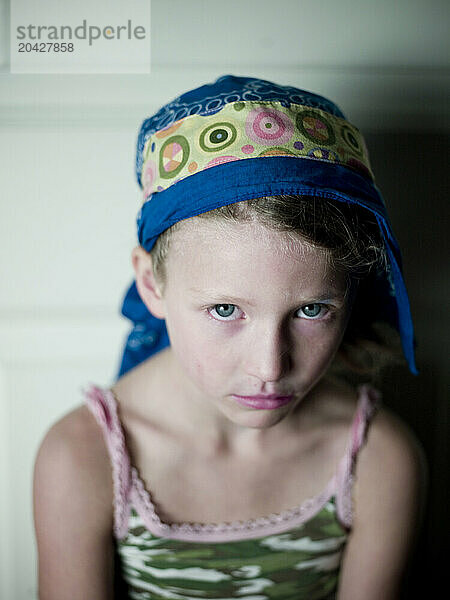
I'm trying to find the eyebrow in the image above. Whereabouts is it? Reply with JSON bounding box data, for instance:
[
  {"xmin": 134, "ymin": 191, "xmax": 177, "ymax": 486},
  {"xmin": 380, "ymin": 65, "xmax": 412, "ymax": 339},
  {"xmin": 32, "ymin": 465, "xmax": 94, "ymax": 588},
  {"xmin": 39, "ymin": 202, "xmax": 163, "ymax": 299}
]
[
  {"xmin": 188, "ymin": 288, "xmax": 257, "ymax": 306},
  {"xmin": 188, "ymin": 288, "xmax": 347, "ymax": 305}
]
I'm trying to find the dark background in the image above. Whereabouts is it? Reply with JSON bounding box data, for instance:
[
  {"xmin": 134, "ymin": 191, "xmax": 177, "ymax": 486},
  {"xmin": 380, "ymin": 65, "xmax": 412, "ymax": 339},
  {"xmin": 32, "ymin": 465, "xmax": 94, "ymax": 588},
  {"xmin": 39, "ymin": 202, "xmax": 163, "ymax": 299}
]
[{"xmin": 369, "ymin": 131, "xmax": 449, "ymax": 595}]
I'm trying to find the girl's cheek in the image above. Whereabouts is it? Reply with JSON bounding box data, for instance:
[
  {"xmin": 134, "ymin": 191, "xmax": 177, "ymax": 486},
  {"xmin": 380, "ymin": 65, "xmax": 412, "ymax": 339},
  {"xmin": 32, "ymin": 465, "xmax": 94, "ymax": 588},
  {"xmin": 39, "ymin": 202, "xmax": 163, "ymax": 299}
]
[
  {"xmin": 294, "ymin": 318, "xmax": 339, "ymax": 341},
  {"xmin": 293, "ymin": 319, "xmax": 347, "ymax": 362},
  {"xmin": 203, "ymin": 314, "xmax": 244, "ymax": 334}
]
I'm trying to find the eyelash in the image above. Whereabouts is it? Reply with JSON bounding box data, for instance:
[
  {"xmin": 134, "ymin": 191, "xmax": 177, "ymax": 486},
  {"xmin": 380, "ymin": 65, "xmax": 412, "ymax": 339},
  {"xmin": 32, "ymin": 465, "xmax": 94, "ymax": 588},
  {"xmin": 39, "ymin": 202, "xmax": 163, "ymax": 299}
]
[{"xmin": 207, "ymin": 303, "xmax": 331, "ymax": 322}]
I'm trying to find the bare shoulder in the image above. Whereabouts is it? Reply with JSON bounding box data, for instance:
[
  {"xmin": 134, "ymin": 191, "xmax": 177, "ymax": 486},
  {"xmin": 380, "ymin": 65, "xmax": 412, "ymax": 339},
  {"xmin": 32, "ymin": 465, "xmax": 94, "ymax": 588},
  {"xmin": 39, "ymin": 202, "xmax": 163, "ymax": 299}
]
[
  {"xmin": 356, "ymin": 401, "xmax": 428, "ymax": 515},
  {"xmin": 33, "ymin": 405, "xmax": 114, "ymax": 599},
  {"xmin": 35, "ymin": 404, "xmax": 113, "ymax": 506},
  {"xmin": 337, "ymin": 393, "xmax": 428, "ymax": 600}
]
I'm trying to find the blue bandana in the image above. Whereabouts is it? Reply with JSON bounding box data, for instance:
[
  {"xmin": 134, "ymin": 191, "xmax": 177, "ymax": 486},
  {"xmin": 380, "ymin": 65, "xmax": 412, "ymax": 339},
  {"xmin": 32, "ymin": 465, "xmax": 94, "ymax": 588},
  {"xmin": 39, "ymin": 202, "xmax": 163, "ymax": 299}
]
[{"xmin": 118, "ymin": 75, "xmax": 417, "ymax": 377}]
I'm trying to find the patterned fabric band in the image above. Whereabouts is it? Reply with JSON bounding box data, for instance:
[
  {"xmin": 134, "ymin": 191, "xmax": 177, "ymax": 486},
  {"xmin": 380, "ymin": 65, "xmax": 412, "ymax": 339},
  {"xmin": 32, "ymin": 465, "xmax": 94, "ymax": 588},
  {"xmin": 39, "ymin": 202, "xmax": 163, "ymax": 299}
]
[
  {"xmin": 117, "ymin": 75, "xmax": 417, "ymax": 377},
  {"xmin": 140, "ymin": 101, "xmax": 374, "ymax": 203}
]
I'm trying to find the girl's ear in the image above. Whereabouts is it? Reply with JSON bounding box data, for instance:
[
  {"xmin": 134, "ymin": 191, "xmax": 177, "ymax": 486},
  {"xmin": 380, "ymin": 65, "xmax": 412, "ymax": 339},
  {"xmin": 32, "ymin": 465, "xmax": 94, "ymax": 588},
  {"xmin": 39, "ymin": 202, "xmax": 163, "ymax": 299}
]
[{"xmin": 131, "ymin": 246, "xmax": 166, "ymax": 319}]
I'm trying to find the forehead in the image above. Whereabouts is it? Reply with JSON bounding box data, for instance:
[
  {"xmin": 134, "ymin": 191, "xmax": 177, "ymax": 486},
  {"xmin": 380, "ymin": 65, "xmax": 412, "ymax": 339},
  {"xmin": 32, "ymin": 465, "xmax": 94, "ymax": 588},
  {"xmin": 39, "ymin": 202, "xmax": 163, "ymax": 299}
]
[
  {"xmin": 165, "ymin": 218, "xmax": 345, "ymax": 295},
  {"xmin": 170, "ymin": 217, "xmax": 322, "ymax": 257}
]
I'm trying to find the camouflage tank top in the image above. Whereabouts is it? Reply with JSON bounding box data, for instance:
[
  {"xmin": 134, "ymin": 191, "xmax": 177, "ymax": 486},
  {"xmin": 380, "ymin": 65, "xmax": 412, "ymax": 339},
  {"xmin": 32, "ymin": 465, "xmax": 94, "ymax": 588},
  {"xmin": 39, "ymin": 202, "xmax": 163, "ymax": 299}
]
[{"xmin": 85, "ymin": 384, "xmax": 380, "ymax": 599}]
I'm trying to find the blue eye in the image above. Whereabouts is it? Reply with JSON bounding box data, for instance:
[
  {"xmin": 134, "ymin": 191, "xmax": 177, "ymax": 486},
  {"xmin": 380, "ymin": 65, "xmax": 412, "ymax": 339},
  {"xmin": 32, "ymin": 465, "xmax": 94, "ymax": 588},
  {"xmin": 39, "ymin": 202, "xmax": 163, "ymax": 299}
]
[
  {"xmin": 298, "ymin": 303, "xmax": 327, "ymax": 319},
  {"xmin": 209, "ymin": 304, "xmax": 242, "ymax": 321}
]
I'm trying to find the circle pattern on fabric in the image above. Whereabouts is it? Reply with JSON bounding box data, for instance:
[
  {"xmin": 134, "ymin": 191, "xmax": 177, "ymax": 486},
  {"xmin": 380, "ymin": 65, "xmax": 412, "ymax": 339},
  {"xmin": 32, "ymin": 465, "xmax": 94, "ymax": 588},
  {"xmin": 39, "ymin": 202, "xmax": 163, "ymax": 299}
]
[
  {"xmin": 155, "ymin": 120, "xmax": 183, "ymax": 139},
  {"xmin": 341, "ymin": 124, "xmax": 363, "ymax": 156},
  {"xmin": 245, "ymin": 107, "xmax": 293, "ymax": 146},
  {"xmin": 199, "ymin": 122, "xmax": 237, "ymax": 152},
  {"xmin": 241, "ymin": 144, "xmax": 255, "ymax": 154},
  {"xmin": 205, "ymin": 156, "xmax": 240, "ymax": 169},
  {"xmin": 159, "ymin": 136, "xmax": 190, "ymax": 179},
  {"xmin": 135, "ymin": 75, "xmax": 348, "ymax": 184},
  {"xmin": 307, "ymin": 148, "xmax": 339, "ymax": 162},
  {"xmin": 296, "ymin": 111, "xmax": 335, "ymax": 145},
  {"xmin": 188, "ymin": 104, "xmax": 202, "ymax": 116},
  {"xmin": 142, "ymin": 160, "xmax": 157, "ymax": 197}
]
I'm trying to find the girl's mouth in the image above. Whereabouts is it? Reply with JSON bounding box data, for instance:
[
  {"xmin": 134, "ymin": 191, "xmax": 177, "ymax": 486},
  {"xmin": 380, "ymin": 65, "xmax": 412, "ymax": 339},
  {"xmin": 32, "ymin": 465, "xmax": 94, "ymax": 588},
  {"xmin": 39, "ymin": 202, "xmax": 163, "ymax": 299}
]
[{"xmin": 231, "ymin": 394, "xmax": 293, "ymax": 410}]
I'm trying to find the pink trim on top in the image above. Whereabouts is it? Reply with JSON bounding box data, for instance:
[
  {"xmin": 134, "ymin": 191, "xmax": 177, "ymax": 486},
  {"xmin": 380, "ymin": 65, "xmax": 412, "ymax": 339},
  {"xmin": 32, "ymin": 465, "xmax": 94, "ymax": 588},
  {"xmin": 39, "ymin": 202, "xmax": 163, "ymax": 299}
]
[
  {"xmin": 83, "ymin": 383, "xmax": 381, "ymax": 542},
  {"xmin": 335, "ymin": 385, "xmax": 382, "ymax": 529},
  {"xmin": 84, "ymin": 385, "xmax": 132, "ymax": 539}
]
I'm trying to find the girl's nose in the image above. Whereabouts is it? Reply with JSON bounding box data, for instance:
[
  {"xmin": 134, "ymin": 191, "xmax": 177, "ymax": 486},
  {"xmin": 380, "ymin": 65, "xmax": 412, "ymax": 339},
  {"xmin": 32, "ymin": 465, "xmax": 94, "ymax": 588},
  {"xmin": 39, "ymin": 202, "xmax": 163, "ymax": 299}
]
[{"xmin": 244, "ymin": 322, "xmax": 291, "ymax": 383}]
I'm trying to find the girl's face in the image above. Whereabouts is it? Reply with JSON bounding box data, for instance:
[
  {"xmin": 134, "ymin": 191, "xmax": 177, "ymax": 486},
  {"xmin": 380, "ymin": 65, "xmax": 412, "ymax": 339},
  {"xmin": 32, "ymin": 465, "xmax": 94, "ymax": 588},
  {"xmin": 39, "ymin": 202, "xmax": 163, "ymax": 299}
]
[{"xmin": 154, "ymin": 219, "xmax": 352, "ymax": 429}]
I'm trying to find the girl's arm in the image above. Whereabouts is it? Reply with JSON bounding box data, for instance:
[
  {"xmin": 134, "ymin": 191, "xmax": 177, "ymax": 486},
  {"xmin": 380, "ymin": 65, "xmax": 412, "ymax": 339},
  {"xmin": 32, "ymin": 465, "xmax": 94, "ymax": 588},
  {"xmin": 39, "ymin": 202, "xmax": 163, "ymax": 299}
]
[
  {"xmin": 33, "ymin": 406, "xmax": 115, "ymax": 600},
  {"xmin": 337, "ymin": 406, "xmax": 428, "ymax": 600}
]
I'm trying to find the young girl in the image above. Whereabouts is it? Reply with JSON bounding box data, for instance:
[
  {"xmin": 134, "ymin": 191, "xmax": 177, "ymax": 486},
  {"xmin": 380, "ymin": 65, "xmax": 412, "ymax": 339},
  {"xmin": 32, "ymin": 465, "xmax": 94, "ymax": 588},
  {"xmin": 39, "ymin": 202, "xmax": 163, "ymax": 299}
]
[{"xmin": 33, "ymin": 75, "xmax": 426, "ymax": 599}]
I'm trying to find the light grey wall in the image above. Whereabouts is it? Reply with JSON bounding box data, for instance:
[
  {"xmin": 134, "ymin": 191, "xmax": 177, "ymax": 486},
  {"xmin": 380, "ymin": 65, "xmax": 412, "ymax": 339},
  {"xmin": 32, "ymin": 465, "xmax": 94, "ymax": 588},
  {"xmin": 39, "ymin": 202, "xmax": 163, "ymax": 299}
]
[{"xmin": 0, "ymin": 1, "xmax": 448, "ymax": 598}]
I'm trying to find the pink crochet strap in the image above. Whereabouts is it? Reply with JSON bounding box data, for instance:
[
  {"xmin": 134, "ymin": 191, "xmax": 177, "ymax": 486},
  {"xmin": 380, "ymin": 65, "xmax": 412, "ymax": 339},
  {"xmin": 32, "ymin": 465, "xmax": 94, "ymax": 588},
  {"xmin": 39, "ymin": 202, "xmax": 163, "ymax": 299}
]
[
  {"xmin": 83, "ymin": 384, "xmax": 132, "ymax": 538},
  {"xmin": 335, "ymin": 384, "xmax": 382, "ymax": 529}
]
